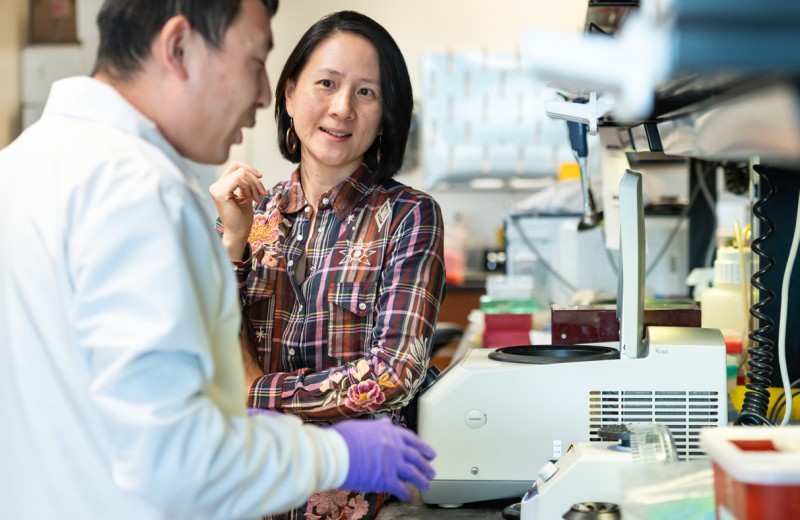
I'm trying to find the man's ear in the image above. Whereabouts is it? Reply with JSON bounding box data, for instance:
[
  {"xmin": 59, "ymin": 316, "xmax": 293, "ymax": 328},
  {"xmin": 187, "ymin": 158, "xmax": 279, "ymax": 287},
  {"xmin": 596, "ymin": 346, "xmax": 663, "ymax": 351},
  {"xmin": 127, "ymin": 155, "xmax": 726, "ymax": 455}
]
[{"xmin": 154, "ymin": 15, "xmax": 192, "ymax": 80}]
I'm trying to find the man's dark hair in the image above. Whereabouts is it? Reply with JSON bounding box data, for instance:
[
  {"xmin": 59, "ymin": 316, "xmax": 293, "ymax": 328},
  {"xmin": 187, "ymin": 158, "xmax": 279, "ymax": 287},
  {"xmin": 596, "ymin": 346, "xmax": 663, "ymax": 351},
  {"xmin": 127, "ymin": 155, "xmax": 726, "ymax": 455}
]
[
  {"xmin": 275, "ymin": 11, "xmax": 413, "ymax": 184},
  {"xmin": 92, "ymin": 0, "xmax": 278, "ymax": 80}
]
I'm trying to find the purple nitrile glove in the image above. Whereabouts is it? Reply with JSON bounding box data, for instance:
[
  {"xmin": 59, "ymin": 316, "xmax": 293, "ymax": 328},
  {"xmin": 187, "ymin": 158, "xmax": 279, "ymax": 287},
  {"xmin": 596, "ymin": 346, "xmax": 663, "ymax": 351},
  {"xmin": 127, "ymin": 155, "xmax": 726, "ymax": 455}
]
[
  {"xmin": 247, "ymin": 407, "xmax": 282, "ymax": 417},
  {"xmin": 332, "ymin": 417, "xmax": 436, "ymax": 501}
]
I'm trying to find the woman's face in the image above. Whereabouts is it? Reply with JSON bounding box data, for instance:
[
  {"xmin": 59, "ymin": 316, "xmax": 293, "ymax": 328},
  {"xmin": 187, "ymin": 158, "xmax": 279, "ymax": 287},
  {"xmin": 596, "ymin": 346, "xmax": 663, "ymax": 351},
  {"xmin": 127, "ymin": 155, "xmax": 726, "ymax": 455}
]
[{"xmin": 285, "ymin": 32, "xmax": 383, "ymax": 177}]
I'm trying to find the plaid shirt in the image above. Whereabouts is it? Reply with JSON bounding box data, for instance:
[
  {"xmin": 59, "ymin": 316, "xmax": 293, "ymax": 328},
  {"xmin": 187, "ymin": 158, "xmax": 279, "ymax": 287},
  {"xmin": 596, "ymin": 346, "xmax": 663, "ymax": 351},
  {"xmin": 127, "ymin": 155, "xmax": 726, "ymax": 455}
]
[{"xmin": 220, "ymin": 164, "xmax": 445, "ymax": 423}]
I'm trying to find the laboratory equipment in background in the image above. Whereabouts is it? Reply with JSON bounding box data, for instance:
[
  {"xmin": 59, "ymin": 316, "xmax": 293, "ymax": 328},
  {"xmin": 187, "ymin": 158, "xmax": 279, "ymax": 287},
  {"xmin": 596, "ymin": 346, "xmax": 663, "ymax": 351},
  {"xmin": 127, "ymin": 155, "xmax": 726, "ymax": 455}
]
[
  {"xmin": 698, "ymin": 243, "xmax": 750, "ymax": 398},
  {"xmin": 521, "ymin": 0, "xmax": 800, "ymax": 431},
  {"xmin": 416, "ymin": 170, "xmax": 727, "ymax": 507},
  {"xmin": 551, "ymin": 302, "xmax": 699, "ymax": 346},
  {"xmin": 519, "ymin": 423, "xmax": 679, "ymax": 520},
  {"xmin": 701, "ymin": 426, "xmax": 800, "ymax": 520},
  {"xmin": 560, "ymin": 502, "xmax": 620, "ymax": 520},
  {"xmin": 543, "ymin": 91, "xmax": 622, "ymax": 238},
  {"xmin": 520, "ymin": 0, "xmax": 800, "ymax": 141},
  {"xmin": 565, "ymin": 97, "xmax": 600, "ymax": 231},
  {"xmin": 505, "ymin": 212, "xmax": 689, "ymax": 307},
  {"xmin": 509, "ymin": 89, "xmax": 691, "ymax": 308},
  {"xmin": 746, "ymin": 165, "xmax": 800, "ymax": 390},
  {"xmin": 443, "ymin": 213, "xmax": 468, "ymax": 285},
  {"xmin": 483, "ymin": 248, "xmax": 507, "ymax": 273},
  {"xmin": 700, "ymin": 246, "xmax": 752, "ymax": 342}
]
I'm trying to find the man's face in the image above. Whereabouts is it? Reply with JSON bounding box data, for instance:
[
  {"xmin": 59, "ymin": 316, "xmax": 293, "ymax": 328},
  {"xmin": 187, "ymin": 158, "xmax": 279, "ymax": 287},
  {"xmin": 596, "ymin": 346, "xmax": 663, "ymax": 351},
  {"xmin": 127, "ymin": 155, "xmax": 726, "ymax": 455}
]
[{"xmin": 184, "ymin": 0, "xmax": 273, "ymax": 164}]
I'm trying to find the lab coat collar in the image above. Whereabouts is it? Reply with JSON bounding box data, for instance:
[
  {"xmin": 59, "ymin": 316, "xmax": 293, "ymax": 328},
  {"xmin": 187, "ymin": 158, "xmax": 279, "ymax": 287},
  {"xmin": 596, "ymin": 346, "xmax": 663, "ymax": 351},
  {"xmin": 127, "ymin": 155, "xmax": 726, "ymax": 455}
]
[
  {"xmin": 41, "ymin": 76, "xmax": 190, "ymax": 175},
  {"xmin": 39, "ymin": 76, "xmax": 221, "ymax": 210}
]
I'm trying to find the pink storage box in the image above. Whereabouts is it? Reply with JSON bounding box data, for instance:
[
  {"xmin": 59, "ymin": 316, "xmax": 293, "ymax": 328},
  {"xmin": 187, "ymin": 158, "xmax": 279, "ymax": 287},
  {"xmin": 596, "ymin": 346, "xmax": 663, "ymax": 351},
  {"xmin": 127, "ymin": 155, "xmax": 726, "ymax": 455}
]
[{"xmin": 483, "ymin": 313, "xmax": 532, "ymax": 348}]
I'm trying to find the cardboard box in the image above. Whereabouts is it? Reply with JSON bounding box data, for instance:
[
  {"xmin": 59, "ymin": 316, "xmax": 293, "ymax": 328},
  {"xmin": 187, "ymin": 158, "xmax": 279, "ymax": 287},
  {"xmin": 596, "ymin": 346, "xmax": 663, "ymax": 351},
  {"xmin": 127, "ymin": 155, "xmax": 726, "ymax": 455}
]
[{"xmin": 30, "ymin": 0, "xmax": 78, "ymax": 44}]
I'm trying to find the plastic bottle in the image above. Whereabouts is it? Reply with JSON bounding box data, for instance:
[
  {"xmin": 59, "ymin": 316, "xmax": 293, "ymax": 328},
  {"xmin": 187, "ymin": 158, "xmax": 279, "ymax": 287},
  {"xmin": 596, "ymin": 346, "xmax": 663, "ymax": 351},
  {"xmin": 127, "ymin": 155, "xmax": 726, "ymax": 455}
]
[
  {"xmin": 443, "ymin": 213, "xmax": 467, "ymax": 285},
  {"xmin": 701, "ymin": 247, "xmax": 751, "ymax": 339},
  {"xmin": 701, "ymin": 247, "xmax": 751, "ymax": 397}
]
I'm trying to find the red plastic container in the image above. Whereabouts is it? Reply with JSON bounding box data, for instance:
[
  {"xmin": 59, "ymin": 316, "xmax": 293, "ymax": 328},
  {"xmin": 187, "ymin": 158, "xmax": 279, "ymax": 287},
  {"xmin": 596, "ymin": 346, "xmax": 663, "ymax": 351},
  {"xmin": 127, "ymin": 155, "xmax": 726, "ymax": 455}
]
[
  {"xmin": 701, "ymin": 427, "xmax": 800, "ymax": 520},
  {"xmin": 483, "ymin": 313, "xmax": 532, "ymax": 348}
]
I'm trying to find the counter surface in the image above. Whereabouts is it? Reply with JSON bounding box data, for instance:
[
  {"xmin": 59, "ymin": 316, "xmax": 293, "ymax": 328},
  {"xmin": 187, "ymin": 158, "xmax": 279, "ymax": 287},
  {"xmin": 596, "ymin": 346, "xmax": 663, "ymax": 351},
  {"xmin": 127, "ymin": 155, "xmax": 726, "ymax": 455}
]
[{"xmin": 376, "ymin": 489, "xmax": 516, "ymax": 519}]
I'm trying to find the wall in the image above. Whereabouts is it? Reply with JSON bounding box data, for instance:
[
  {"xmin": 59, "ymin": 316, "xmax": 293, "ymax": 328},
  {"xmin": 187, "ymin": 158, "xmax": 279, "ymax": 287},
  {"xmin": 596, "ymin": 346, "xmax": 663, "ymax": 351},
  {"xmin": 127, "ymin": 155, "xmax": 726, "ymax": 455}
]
[{"xmin": 0, "ymin": 0, "xmax": 28, "ymax": 147}]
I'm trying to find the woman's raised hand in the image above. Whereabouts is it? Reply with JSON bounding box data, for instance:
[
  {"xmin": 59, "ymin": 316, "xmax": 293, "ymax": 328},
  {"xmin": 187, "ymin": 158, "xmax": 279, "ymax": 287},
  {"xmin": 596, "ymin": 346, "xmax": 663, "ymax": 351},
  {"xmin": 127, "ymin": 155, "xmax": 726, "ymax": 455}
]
[{"xmin": 209, "ymin": 161, "xmax": 268, "ymax": 261}]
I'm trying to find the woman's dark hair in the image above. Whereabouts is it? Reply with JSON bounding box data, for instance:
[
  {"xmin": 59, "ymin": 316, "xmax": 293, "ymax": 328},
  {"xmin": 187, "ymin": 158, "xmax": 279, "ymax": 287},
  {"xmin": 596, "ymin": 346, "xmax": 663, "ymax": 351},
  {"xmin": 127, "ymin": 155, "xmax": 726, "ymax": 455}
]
[
  {"xmin": 275, "ymin": 11, "xmax": 413, "ymax": 184},
  {"xmin": 92, "ymin": 0, "xmax": 279, "ymax": 80}
]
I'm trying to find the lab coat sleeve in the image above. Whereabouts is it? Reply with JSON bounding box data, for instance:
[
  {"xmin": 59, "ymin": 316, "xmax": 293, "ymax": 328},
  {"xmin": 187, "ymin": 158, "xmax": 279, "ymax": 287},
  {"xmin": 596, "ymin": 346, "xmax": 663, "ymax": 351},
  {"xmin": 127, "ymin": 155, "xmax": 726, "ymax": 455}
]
[{"xmin": 69, "ymin": 160, "xmax": 348, "ymax": 519}]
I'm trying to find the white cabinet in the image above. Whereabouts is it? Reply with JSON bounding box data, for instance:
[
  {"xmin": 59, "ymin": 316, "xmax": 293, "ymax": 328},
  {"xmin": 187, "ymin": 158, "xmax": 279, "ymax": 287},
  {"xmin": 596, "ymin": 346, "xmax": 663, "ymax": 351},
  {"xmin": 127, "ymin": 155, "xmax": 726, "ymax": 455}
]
[{"xmin": 20, "ymin": 44, "xmax": 92, "ymax": 128}]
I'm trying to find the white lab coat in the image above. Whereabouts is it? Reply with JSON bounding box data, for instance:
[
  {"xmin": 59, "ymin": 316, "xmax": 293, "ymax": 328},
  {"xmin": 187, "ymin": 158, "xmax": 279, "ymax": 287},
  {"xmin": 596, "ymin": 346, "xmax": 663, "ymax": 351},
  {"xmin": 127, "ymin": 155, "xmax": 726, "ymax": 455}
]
[{"xmin": 0, "ymin": 77, "xmax": 348, "ymax": 519}]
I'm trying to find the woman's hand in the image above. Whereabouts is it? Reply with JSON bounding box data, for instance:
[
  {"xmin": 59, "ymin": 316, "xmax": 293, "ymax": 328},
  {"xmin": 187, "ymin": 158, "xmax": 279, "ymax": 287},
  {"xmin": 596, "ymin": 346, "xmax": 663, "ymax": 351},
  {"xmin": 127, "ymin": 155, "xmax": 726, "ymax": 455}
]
[{"xmin": 209, "ymin": 161, "xmax": 268, "ymax": 261}]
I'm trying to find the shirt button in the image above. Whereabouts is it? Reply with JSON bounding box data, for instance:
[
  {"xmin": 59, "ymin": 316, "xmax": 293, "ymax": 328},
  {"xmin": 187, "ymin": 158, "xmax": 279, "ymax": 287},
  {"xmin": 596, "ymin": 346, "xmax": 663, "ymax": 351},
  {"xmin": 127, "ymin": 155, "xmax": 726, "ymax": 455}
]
[
  {"xmin": 358, "ymin": 302, "xmax": 367, "ymax": 311},
  {"xmin": 322, "ymin": 197, "xmax": 330, "ymax": 205},
  {"xmin": 309, "ymin": 265, "xmax": 316, "ymax": 272},
  {"xmin": 297, "ymin": 235, "xmax": 304, "ymax": 241},
  {"xmin": 299, "ymin": 304, "xmax": 304, "ymax": 311},
  {"xmin": 288, "ymin": 348, "xmax": 296, "ymax": 356},
  {"xmin": 304, "ymin": 206, "xmax": 311, "ymax": 212},
  {"xmin": 318, "ymin": 226, "xmax": 324, "ymax": 233},
  {"xmin": 287, "ymin": 260, "xmax": 294, "ymax": 267}
]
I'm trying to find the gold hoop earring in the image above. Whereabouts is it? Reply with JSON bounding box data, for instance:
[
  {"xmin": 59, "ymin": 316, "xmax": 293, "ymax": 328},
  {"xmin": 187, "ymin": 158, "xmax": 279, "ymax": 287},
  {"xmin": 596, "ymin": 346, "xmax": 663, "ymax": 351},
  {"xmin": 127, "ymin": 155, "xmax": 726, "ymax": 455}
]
[
  {"xmin": 285, "ymin": 118, "xmax": 298, "ymax": 155},
  {"xmin": 375, "ymin": 134, "xmax": 382, "ymax": 169}
]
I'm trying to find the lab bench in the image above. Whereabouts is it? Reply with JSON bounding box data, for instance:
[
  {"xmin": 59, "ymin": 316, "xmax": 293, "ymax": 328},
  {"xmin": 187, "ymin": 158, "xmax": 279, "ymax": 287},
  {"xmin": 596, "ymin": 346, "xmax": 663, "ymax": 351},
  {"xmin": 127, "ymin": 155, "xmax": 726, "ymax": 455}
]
[{"xmin": 376, "ymin": 489, "xmax": 516, "ymax": 519}]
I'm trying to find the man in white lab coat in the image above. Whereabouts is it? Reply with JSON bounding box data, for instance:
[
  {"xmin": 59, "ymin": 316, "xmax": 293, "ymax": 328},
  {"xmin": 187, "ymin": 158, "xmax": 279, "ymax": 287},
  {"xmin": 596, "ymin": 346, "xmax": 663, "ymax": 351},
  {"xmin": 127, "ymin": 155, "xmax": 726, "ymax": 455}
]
[{"xmin": 0, "ymin": 0, "xmax": 434, "ymax": 518}]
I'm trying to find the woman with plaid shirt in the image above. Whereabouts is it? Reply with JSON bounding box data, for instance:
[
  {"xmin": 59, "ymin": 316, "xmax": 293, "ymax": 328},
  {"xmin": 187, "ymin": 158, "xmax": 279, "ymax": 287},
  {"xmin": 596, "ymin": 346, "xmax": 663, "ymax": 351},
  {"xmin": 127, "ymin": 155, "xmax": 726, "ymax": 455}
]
[{"xmin": 211, "ymin": 11, "xmax": 446, "ymax": 519}]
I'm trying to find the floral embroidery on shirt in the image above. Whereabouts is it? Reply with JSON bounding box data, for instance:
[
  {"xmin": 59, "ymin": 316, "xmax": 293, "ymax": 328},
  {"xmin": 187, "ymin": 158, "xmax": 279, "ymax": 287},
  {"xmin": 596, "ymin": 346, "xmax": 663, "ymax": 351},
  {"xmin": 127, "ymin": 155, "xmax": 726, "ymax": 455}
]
[
  {"xmin": 303, "ymin": 490, "xmax": 371, "ymax": 520},
  {"xmin": 339, "ymin": 240, "xmax": 377, "ymax": 266},
  {"xmin": 304, "ymin": 489, "xmax": 351, "ymax": 520},
  {"xmin": 350, "ymin": 359, "xmax": 370, "ymax": 380},
  {"xmin": 248, "ymin": 211, "xmax": 289, "ymax": 266},
  {"xmin": 347, "ymin": 380, "xmax": 386, "ymax": 412},
  {"xmin": 345, "ymin": 494, "xmax": 370, "ymax": 519},
  {"xmin": 319, "ymin": 359, "xmax": 397, "ymax": 413}
]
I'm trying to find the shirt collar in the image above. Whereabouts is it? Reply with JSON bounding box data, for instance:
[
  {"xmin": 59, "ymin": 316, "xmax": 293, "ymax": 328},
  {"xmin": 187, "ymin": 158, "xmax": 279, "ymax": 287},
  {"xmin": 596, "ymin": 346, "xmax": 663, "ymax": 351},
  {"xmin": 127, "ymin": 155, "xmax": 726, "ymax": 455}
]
[
  {"xmin": 41, "ymin": 76, "xmax": 191, "ymax": 175},
  {"xmin": 277, "ymin": 163, "xmax": 376, "ymax": 221}
]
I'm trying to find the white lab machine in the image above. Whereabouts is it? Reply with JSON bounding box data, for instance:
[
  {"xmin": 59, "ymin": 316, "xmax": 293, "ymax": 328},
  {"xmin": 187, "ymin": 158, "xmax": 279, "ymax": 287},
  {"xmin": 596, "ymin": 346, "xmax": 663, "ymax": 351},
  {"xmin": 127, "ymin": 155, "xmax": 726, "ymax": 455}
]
[
  {"xmin": 505, "ymin": 212, "xmax": 689, "ymax": 305},
  {"xmin": 518, "ymin": 423, "xmax": 680, "ymax": 520},
  {"xmin": 519, "ymin": 440, "xmax": 633, "ymax": 520},
  {"xmin": 416, "ymin": 170, "xmax": 727, "ymax": 507}
]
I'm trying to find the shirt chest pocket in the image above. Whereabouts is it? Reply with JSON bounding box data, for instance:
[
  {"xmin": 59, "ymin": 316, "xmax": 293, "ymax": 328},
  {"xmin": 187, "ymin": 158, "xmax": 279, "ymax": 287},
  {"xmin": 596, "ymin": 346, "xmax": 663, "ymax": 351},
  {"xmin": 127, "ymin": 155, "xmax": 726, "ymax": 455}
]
[{"xmin": 327, "ymin": 281, "xmax": 377, "ymax": 363}]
